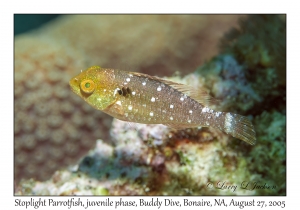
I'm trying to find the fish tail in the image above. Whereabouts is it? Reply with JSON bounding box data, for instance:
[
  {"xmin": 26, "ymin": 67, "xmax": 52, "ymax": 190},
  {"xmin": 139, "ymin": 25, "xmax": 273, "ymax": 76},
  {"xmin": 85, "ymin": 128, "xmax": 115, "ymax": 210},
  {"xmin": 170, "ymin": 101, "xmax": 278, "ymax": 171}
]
[{"xmin": 222, "ymin": 112, "xmax": 256, "ymax": 145}]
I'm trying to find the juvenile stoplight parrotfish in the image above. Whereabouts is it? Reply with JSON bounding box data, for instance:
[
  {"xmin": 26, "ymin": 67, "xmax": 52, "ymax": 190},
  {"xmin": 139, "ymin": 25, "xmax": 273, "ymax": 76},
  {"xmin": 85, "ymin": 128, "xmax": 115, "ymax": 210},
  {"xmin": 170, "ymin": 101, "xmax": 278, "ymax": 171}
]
[{"xmin": 69, "ymin": 66, "xmax": 256, "ymax": 145}]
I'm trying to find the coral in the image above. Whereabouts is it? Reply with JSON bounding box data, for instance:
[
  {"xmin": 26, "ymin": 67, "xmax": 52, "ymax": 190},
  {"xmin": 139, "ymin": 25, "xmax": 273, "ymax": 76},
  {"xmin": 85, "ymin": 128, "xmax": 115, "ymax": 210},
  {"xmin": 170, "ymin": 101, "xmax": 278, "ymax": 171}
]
[
  {"xmin": 219, "ymin": 15, "xmax": 286, "ymax": 81},
  {"xmin": 218, "ymin": 15, "xmax": 286, "ymax": 113},
  {"xmin": 14, "ymin": 36, "xmax": 112, "ymax": 183},
  {"xmin": 16, "ymin": 120, "xmax": 259, "ymax": 195},
  {"xmin": 248, "ymin": 111, "xmax": 286, "ymax": 195},
  {"xmin": 195, "ymin": 54, "xmax": 262, "ymax": 113},
  {"xmin": 15, "ymin": 15, "xmax": 240, "ymax": 184},
  {"xmin": 193, "ymin": 15, "xmax": 286, "ymax": 195},
  {"xmin": 195, "ymin": 15, "xmax": 286, "ymax": 115},
  {"xmin": 78, "ymin": 139, "xmax": 150, "ymax": 181},
  {"xmin": 15, "ymin": 141, "xmax": 149, "ymax": 196},
  {"xmin": 15, "ymin": 169, "xmax": 145, "ymax": 196},
  {"xmin": 39, "ymin": 15, "xmax": 243, "ymax": 77}
]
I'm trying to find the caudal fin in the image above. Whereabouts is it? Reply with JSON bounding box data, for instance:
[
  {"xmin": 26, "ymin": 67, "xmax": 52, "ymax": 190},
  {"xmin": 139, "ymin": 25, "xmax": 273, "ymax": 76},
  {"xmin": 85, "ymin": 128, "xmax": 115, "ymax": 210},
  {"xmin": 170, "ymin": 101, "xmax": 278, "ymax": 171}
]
[{"xmin": 223, "ymin": 113, "xmax": 256, "ymax": 145}]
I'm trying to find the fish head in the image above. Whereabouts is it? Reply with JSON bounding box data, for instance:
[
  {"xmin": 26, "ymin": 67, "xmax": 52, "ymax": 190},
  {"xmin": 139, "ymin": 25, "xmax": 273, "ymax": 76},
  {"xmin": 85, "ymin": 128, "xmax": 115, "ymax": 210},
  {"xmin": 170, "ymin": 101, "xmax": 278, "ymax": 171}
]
[{"xmin": 69, "ymin": 66, "xmax": 116, "ymax": 110}]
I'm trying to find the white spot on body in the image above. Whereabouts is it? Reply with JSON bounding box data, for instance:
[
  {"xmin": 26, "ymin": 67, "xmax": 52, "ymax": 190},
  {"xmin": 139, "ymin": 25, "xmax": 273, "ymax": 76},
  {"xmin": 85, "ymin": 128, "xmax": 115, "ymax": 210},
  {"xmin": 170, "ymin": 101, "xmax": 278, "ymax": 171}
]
[
  {"xmin": 126, "ymin": 78, "xmax": 130, "ymax": 82},
  {"xmin": 202, "ymin": 107, "xmax": 209, "ymax": 113},
  {"xmin": 180, "ymin": 97, "xmax": 184, "ymax": 101},
  {"xmin": 151, "ymin": 97, "xmax": 155, "ymax": 102},
  {"xmin": 129, "ymin": 74, "xmax": 133, "ymax": 77},
  {"xmin": 142, "ymin": 81, "xmax": 146, "ymax": 86},
  {"xmin": 170, "ymin": 116, "xmax": 173, "ymax": 120},
  {"xmin": 116, "ymin": 101, "xmax": 122, "ymax": 105},
  {"xmin": 188, "ymin": 119, "xmax": 191, "ymax": 123},
  {"xmin": 123, "ymin": 82, "xmax": 127, "ymax": 85},
  {"xmin": 170, "ymin": 104, "xmax": 174, "ymax": 109},
  {"xmin": 206, "ymin": 121, "xmax": 210, "ymax": 125},
  {"xmin": 189, "ymin": 110, "xmax": 193, "ymax": 114},
  {"xmin": 216, "ymin": 112, "xmax": 221, "ymax": 117},
  {"xmin": 157, "ymin": 86, "xmax": 162, "ymax": 91},
  {"xmin": 224, "ymin": 113, "xmax": 233, "ymax": 134},
  {"xmin": 132, "ymin": 91, "xmax": 136, "ymax": 96},
  {"xmin": 97, "ymin": 98, "xmax": 101, "ymax": 101},
  {"xmin": 128, "ymin": 105, "xmax": 133, "ymax": 111},
  {"xmin": 150, "ymin": 111, "xmax": 154, "ymax": 117}
]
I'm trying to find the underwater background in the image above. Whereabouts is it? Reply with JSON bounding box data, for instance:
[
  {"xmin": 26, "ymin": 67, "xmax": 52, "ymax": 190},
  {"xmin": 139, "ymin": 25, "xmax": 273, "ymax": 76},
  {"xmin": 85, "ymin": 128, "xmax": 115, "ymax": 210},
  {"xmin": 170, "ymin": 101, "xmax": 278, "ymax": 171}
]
[
  {"xmin": 14, "ymin": 14, "xmax": 286, "ymax": 195},
  {"xmin": 14, "ymin": 14, "xmax": 61, "ymax": 36}
]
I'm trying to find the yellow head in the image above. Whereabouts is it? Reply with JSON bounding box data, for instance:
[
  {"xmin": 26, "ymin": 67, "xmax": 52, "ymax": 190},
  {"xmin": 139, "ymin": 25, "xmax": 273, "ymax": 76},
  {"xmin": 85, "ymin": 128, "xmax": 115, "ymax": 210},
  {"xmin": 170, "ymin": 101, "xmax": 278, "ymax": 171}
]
[{"xmin": 69, "ymin": 66, "xmax": 116, "ymax": 110}]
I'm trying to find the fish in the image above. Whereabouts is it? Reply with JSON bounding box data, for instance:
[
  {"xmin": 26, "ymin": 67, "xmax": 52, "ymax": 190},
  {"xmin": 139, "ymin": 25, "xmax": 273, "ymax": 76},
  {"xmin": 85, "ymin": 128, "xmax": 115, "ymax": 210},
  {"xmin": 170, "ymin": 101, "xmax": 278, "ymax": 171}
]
[{"xmin": 69, "ymin": 66, "xmax": 256, "ymax": 145}]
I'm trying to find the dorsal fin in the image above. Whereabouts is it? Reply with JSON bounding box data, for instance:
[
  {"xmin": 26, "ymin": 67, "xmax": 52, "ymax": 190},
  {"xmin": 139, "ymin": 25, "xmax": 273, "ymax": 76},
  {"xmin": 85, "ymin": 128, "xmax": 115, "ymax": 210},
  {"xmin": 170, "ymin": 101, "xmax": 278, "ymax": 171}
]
[{"xmin": 130, "ymin": 72, "xmax": 216, "ymax": 107}]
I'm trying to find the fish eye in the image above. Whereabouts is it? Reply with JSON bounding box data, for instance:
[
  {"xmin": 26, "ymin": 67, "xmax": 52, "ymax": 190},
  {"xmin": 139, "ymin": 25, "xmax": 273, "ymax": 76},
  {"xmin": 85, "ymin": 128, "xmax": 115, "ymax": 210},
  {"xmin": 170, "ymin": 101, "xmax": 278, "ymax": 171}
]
[{"xmin": 80, "ymin": 79, "xmax": 95, "ymax": 94}]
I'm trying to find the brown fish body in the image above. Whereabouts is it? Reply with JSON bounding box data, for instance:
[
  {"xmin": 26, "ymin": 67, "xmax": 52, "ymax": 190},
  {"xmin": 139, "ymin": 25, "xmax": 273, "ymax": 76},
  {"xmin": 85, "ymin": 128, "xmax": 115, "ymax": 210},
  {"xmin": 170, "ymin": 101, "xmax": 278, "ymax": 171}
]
[
  {"xmin": 106, "ymin": 69, "xmax": 214, "ymax": 126},
  {"xmin": 69, "ymin": 66, "xmax": 256, "ymax": 145}
]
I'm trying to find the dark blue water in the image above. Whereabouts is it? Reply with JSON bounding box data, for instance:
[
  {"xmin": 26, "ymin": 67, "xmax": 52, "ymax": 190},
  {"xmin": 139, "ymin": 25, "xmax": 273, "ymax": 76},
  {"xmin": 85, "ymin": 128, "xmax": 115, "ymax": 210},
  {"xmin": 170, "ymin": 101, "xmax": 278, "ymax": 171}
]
[{"xmin": 14, "ymin": 14, "xmax": 61, "ymax": 36}]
